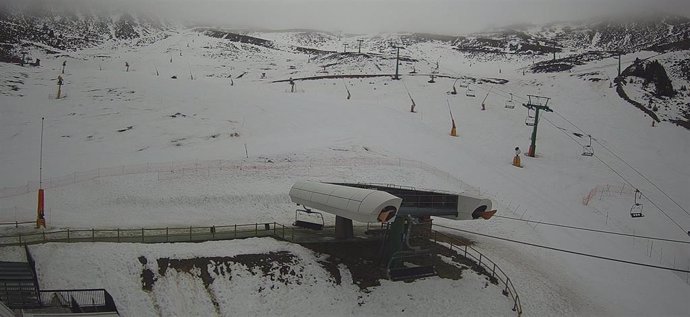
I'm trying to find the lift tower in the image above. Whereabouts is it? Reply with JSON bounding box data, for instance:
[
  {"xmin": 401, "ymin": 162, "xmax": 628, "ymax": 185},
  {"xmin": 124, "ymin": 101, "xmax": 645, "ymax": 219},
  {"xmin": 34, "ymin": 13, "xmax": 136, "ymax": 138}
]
[
  {"xmin": 523, "ymin": 95, "xmax": 552, "ymax": 157},
  {"xmin": 392, "ymin": 46, "xmax": 404, "ymax": 80}
]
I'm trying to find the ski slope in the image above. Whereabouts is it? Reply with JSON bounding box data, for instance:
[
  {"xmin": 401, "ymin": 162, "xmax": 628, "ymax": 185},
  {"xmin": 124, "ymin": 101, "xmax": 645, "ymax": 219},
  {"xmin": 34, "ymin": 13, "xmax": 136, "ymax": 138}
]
[{"xmin": 0, "ymin": 29, "xmax": 689, "ymax": 316}]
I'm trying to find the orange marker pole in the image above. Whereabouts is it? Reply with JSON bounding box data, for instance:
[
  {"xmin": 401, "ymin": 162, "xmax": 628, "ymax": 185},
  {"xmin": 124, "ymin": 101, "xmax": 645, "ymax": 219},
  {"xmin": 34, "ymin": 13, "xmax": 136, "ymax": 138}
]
[{"xmin": 36, "ymin": 117, "xmax": 46, "ymax": 228}]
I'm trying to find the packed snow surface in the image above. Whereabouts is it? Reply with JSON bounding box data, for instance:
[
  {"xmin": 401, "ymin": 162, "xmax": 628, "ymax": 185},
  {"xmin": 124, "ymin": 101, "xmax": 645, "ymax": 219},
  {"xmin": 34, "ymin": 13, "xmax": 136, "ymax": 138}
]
[{"xmin": 1, "ymin": 29, "xmax": 689, "ymax": 316}]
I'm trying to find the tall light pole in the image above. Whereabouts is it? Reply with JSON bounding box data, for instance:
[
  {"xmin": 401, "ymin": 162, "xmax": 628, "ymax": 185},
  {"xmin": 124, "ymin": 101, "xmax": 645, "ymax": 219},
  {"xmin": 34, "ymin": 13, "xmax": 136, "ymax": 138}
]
[
  {"xmin": 357, "ymin": 39, "xmax": 364, "ymax": 53},
  {"xmin": 36, "ymin": 117, "xmax": 46, "ymax": 228},
  {"xmin": 393, "ymin": 46, "xmax": 403, "ymax": 80}
]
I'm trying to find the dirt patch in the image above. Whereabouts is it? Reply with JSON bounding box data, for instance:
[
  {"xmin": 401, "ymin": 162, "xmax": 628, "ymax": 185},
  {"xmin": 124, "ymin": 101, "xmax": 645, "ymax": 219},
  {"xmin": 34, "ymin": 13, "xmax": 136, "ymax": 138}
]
[
  {"xmin": 301, "ymin": 240, "xmax": 384, "ymax": 291},
  {"xmin": 434, "ymin": 245, "xmax": 499, "ymax": 285},
  {"xmin": 298, "ymin": 230, "xmax": 478, "ymax": 290},
  {"xmin": 141, "ymin": 268, "xmax": 156, "ymax": 291},
  {"xmin": 317, "ymin": 257, "xmax": 342, "ymax": 285},
  {"xmin": 117, "ymin": 126, "xmax": 133, "ymax": 132},
  {"xmin": 154, "ymin": 251, "xmax": 301, "ymax": 289},
  {"xmin": 139, "ymin": 232, "xmax": 498, "ymax": 298}
]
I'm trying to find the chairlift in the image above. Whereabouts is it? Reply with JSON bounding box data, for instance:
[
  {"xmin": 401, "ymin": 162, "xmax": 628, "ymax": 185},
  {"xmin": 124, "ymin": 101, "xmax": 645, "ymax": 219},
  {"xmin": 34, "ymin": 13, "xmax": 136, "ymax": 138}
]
[
  {"xmin": 459, "ymin": 81, "xmax": 468, "ymax": 88},
  {"xmin": 581, "ymin": 134, "xmax": 594, "ymax": 156},
  {"xmin": 466, "ymin": 87, "xmax": 476, "ymax": 97},
  {"xmin": 293, "ymin": 207, "xmax": 325, "ymax": 230},
  {"xmin": 630, "ymin": 189, "xmax": 644, "ymax": 218},
  {"xmin": 525, "ymin": 108, "xmax": 536, "ymax": 126},
  {"xmin": 505, "ymin": 93, "xmax": 515, "ymax": 109}
]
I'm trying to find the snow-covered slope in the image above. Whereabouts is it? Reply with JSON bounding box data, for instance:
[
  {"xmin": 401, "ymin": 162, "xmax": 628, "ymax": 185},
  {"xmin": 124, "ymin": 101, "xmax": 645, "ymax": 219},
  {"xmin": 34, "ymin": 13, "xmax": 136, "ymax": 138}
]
[{"xmin": 0, "ymin": 22, "xmax": 689, "ymax": 316}]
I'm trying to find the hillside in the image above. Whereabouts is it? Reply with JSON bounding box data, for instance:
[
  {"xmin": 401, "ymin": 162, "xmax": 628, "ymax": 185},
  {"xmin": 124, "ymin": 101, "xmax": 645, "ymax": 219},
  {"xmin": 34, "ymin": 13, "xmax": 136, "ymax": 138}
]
[{"xmin": 0, "ymin": 12, "xmax": 689, "ymax": 317}]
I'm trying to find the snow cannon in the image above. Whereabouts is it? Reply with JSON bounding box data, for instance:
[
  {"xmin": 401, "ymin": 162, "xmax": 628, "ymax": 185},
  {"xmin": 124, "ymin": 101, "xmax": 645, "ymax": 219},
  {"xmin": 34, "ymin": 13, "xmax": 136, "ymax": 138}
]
[{"xmin": 289, "ymin": 181, "xmax": 402, "ymax": 224}]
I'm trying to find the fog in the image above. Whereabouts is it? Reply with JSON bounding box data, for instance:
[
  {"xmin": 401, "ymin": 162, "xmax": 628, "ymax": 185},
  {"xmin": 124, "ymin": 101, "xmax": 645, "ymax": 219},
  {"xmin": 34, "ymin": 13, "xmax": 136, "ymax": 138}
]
[{"xmin": 6, "ymin": 0, "xmax": 690, "ymax": 34}]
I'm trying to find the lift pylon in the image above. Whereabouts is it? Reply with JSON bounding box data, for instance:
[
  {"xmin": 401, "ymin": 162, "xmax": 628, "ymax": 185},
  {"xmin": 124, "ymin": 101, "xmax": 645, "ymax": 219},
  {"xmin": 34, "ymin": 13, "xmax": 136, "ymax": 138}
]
[{"xmin": 522, "ymin": 95, "xmax": 552, "ymax": 157}]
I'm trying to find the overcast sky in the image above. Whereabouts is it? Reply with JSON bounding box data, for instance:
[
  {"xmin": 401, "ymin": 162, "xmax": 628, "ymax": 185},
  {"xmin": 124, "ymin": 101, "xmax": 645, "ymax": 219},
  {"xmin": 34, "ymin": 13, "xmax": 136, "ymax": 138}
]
[{"xmin": 15, "ymin": 0, "xmax": 690, "ymax": 34}]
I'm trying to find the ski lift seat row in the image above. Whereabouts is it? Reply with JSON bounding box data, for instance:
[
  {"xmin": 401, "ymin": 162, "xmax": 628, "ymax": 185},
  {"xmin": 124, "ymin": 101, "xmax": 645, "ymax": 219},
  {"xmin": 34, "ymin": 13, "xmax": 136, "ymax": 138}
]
[
  {"xmin": 582, "ymin": 145, "xmax": 594, "ymax": 156},
  {"xmin": 525, "ymin": 116, "xmax": 535, "ymax": 126},
  {"xmin": 525, "ymin": 107, "xmax": 536, "ymax": 126},
  {"xmin": 466, "ymin": 88, "xmax": 476, "ymax": 97},
  {"xmin": 582, "ymin": 135, "xmax": 594, "ymax": 156},
  {"xmin": 630, "ymin": 189, "xmax": 644, "ymax": 218},
  {"xmin": 505, "ymin": 93, "xmax": 515, "ymax": 109},
  {"xmin": 293, "ymin": 207, "xmax": 325, "ymax": 230},
  {"xmin": 630, "ymin": 203, "xmax": 644, "ymax": 218}
]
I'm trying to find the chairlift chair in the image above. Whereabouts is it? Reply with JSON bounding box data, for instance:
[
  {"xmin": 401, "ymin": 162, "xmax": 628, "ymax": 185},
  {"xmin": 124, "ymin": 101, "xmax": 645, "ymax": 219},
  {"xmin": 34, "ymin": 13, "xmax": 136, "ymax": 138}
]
[
  {"xmin": 630, "ymin": 189, "xmax": 644, "ymax": 218},
  {"xmin": 581, "ymin": 135, "xmax": 594, "ymax": 156},
  {"xmin": 459, "ymin": 82, "xmax": 468, "ymax": 88},
  {"xmin": 466, "ymin": 87, "xmax": 476, "ymax": 97},
  {"xmin": 525, "ymin": 108, "xmax": 536, "ymax": 126},
  {"xmin": 294, "ymin": 207, "xmax": 325, "ymax": 230},
  {"xmin": 505, "ymin": 93, "xmax": 515, "ymax": 109}
]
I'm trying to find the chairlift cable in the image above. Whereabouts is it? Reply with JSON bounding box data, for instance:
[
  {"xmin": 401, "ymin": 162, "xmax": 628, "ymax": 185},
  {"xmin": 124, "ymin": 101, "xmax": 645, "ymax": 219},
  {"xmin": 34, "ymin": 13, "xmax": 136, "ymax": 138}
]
[
  {"xmin": 493, "ymin": 215, "xmax": 690, "ymax": 244},
  {"xmin": 536, "ymin": 116, "xmax": 686, "ymax": 232},
  {"xmin": 434, "ymin": 224, "xmax": 690, "ymax": 274},
  {"xmin": 434, "ymin": 63, "xmax": 690, "ymax": 228},
  {"xmin": 549, "ymin": 107, "xmax": 690, "ymax": 220},
  {"xmin": 593, "ymin": 138, "xmax": 690, "ymax": 219},
  {"xmin": 540, "ymin": 117, "xmax": 687, "ymax": 234},
  {"xmin": 497, "ymin": 86, "xmax": 690, "ymax": 227},
  {"xmin": 523, "ymin": 83, "xmax": 689, "ymax": 220}
]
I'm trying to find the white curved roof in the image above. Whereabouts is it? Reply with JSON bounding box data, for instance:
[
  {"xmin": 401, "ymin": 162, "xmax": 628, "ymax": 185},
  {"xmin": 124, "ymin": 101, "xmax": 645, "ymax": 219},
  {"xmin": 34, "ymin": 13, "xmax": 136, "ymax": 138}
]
[{"xmin": 289, "ymin": 181, "xmax": 402, "ymax": 223}]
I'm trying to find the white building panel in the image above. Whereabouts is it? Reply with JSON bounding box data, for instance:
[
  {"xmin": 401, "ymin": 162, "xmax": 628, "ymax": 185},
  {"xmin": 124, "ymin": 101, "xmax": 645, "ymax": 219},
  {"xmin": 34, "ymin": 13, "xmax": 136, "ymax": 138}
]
[{"xmin": 289, "ymin": 181, "xmax": 402, "ymax": 223}]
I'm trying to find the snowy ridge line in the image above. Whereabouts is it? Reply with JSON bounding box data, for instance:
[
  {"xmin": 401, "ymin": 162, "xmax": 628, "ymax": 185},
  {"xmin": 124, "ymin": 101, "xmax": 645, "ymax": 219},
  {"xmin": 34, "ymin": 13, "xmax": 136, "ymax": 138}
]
[
  {"xmin": 435, "ymin": 224, "xmax": 690, "ymax": 274},
  {"xmin": 0, "ymin": 156, "xmax": 482, "ymax": 199}
]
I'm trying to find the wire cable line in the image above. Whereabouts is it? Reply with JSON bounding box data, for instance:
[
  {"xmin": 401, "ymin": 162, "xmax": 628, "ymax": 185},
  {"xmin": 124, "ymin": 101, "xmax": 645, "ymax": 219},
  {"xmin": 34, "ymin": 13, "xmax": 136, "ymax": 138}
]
[
  {"xmin": 434, "ymin": 224, "xmax": 690, "ymax": 273},
  {"xmin": 494, "ymin": 215, "xmax": 690, "ymax": 244}
]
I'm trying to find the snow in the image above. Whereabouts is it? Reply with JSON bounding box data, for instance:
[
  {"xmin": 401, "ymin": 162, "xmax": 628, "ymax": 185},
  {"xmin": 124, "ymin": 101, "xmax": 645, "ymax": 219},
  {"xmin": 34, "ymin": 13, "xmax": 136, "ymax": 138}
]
[
  {"xmin": 1, "ymin": 29, "xmax": 689, "ymax": 316},
  {"xmin": 30, "ymin": 238, "xmax": 515, "ymax": 316}
]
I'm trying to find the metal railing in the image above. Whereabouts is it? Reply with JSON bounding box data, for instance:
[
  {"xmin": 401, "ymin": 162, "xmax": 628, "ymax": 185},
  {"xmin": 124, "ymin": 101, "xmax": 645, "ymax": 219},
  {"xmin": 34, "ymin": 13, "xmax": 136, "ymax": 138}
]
[
  {"xmin": 0, "ymin": 281, "xmax": 38, "ymax": 306},
  {"xmin": 0, "ymin": 222, "xmax": 522, "ymax": 316},
  {"xmin": 0, "ymin": 223, "xmax": 279, "ymax": 247},
  {"xmin": 430, "ymin": 228, "xmax": 522, "ymax": 316},
  {"xmin": 37, "ymin": 288, "xmax": 117, "ymax": 313}
]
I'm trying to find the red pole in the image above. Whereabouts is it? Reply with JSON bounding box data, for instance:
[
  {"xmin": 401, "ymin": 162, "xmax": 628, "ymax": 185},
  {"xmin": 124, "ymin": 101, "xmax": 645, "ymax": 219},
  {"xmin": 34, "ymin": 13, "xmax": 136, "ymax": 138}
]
[
  {"xmin": 36, "ymin": 117, "xmax": 46, "ymax": 228},
  {"xmin": 36, "ymin": 189, "xmax": 45, "ymax": 228}
]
